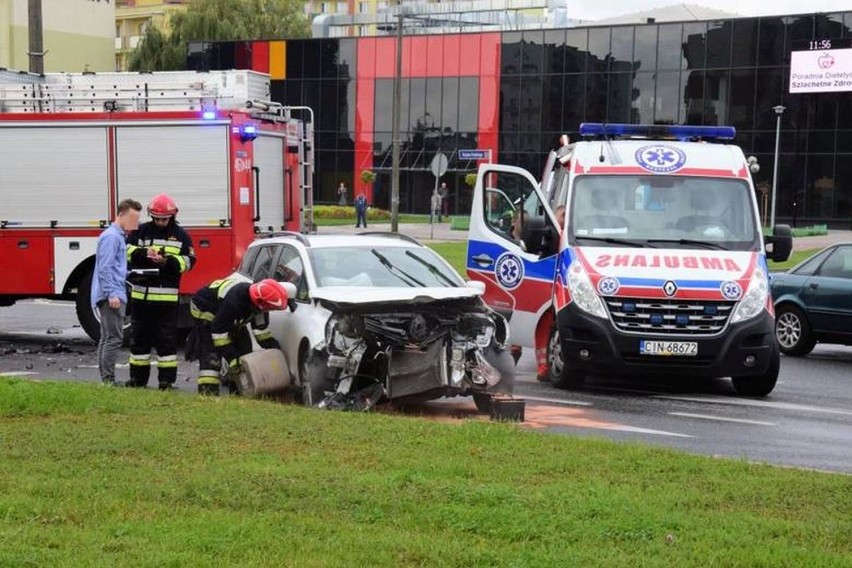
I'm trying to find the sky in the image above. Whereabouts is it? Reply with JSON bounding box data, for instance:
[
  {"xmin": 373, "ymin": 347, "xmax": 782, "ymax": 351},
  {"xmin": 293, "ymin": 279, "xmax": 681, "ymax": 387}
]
[{"xmin": 577, "ymin": 0, "xmax": 852, "ymax": 20}]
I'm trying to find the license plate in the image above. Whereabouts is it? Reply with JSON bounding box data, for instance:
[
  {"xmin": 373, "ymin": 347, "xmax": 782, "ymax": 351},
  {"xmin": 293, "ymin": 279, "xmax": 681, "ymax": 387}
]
[{"xmin": 640, "ymin": 340, "xmax": 698, "ymax": 357}]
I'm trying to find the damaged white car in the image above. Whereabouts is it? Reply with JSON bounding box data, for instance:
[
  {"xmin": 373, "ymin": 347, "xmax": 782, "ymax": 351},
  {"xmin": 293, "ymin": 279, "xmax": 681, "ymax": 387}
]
[{"xmin": 234, "ymin": 233, "xmax": 515, "ymax": 412}]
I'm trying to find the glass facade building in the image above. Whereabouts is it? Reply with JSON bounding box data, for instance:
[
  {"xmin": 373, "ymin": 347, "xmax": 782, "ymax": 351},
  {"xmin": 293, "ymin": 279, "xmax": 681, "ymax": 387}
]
[{"xmin": 189, "ymin": 10, "xmax": 852, "ymax": 227}]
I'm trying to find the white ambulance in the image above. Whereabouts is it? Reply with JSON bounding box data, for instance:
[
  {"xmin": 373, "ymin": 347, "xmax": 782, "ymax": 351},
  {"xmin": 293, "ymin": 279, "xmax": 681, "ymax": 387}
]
[{"xmin": 467, "ymin": 124, "xmax": 793, "ymax": 397}]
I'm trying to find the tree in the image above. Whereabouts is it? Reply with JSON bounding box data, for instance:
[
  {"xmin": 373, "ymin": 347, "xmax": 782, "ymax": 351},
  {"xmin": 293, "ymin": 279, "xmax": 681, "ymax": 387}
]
[{"xmin": 130, "ymin": 0, "xmax": 311, "ymax": 72}]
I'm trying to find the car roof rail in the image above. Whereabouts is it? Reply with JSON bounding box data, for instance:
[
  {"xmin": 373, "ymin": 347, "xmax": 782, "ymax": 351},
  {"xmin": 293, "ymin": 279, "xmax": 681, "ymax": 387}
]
[
  {"xmin": 259, "ymin": 230, "xmax": 311, "ymax": 247},
  {"xmin": 358, "ymin": 231, "xmax": 421, "ymax": 246}
]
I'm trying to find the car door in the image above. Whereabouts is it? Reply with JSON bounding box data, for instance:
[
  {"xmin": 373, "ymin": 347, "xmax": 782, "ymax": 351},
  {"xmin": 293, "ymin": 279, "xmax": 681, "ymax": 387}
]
[
  {"xmin": 269, "ymin": 244, "xmax": 317, "ymax": 378},
  {"xmin": 803, "ymin": 245, "xmax": 852, "ymax": 334},
  {"xmin": 468, "ymin": 164, "xmax": 559, "ymax": 348}
]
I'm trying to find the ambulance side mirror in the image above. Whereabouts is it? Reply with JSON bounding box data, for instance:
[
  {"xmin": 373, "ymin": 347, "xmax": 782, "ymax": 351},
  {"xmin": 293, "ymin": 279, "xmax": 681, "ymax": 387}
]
[{"xmin": 765, "ymin": 224, "xmax": 793, "ymax": 263}]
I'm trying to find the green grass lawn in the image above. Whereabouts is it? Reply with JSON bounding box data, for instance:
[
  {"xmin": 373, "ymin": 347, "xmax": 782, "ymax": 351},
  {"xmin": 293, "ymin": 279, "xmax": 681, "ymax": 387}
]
[
  {"xmin": 767, "ymin": 248, "xmax": 820, "ymax": 271},
  {"xmin": 315, "ymin": 214, "xmax": 430, "ymax": 226},
  {"xmin": 427, "ymin": 241, "xmax": 468, "ymax": 275},
  {"xmin": 0, "ymin": 379, "xmax": 849, "ymax": 566}
]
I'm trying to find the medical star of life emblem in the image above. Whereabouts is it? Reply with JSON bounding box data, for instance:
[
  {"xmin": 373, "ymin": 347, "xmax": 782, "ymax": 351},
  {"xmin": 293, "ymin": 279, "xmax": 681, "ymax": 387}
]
[
  {"xmin": 720, "ymin": 280, "xmax": 743, "ymax": 300},
  {"xmin": 635, "ymin": 144, "xmax": 687, "ymax": 173},
  {"xmin": 663, "ymin": 280, "xmax": 678, "ymax": 297},
  {"xmin": 597, "ymin": 276, "xmax": 619, "ymax": 296},
  {"xmin": 494, "ymin": 252, "xmax": 524, "ymax": 290}
]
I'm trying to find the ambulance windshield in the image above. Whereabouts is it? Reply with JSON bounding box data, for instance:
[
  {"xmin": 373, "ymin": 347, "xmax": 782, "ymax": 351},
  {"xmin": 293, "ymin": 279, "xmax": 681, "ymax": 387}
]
[{"xmin": 569, "ymin": 176, "xmax": 759, "ymax": 250}]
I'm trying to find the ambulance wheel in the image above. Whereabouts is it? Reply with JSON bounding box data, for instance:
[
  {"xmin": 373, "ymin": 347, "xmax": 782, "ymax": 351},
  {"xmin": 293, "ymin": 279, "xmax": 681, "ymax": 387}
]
[
  {"xmin": 547, "ymin": 327, "xmax": 586, "ymax": 389},
  {"xmin": 731, "ymin": 343, "xmax": 779, "ymax": 398},
  {"xmin": 75, "ymin": 270, "xmax": 132, "ymax": 345},
  {"xmin": 299, "ymin": 344, "xmax": 332, "ymax": 407}
]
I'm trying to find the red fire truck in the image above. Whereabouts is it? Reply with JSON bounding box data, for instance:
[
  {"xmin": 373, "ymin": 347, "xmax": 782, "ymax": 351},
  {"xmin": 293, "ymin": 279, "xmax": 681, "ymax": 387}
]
[{"xmin": 0, "ymin": 70, "xmax": 314, "ymax": 341}]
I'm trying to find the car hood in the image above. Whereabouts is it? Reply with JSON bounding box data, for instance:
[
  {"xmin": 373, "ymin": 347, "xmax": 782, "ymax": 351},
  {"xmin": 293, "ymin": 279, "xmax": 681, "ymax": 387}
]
[{"xmin": 312, "ymin": 286, "xmax": 482, "ymax": 305}]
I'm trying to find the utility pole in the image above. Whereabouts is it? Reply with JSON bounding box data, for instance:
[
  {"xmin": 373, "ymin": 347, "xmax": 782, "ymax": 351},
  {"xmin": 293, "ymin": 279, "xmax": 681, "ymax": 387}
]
[
  {"xmin": 28, "ymin": 0, "xmax": 44, "ymax": 75},
  {"xmin": 390, "ymin": 9, "xmax": 403, "ymax": 233}
]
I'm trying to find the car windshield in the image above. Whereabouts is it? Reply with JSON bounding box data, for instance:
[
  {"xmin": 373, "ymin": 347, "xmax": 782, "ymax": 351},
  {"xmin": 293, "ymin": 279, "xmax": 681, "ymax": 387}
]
[
  {"xmin": 568, "ymin": 175, "xmax": 759, "ymax": 251},
  {"xmin": 308, "ymin": 246, "xmax": 464, "ymax": 288}
]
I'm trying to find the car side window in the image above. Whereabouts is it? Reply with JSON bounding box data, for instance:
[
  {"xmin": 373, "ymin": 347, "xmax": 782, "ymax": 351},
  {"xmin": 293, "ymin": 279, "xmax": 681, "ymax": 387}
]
[
  {"xmin": 275, "ymin": 245, "xmax": 309, "ymax": 300},
  {"xmin": 250, "ymin": 245, "xmax": 282, "ymax": 281},
  {"xmin": 791, "ymin": 248, "xmax": 833, "ymax": 276},
  {"xmin": 238, "ymin": 246, "xmax": 261, "ymax": 277},
  {"xmin": 817, "ymin": 247, "xmax": 852, "ymax": 279}
]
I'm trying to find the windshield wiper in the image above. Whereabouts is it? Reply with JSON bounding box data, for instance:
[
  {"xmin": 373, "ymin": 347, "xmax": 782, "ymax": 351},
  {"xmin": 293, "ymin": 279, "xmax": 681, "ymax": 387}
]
[
  {"xmin": 646, "ymin": 239, "xmax": 729, "ymax": 250},
  {"xmin": 404, "ymin": 250, "xmax": 458, "ymax": 287},
  {"xmin": 572, "ymin": 236, "xmax": 655, "ymax": 248},
  {"xmin": 371, "ymin": 249, "xmax": 424, "ymax": 287}
]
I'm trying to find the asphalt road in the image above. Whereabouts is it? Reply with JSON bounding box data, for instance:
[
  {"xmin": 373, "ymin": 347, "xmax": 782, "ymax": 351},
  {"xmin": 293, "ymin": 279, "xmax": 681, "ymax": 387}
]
[{"xmin": 1, "ymin": 299, "xmax": 850, "ymax": 474}]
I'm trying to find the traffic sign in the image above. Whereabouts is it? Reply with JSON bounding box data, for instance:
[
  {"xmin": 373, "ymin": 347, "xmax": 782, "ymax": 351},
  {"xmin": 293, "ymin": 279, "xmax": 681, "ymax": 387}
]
[
  {"xmin": 430, "ymin": 152, "xmax": 449, "ymax": 178},
  {"xmin": 458, "ymin": 149, "xmax": 490, "ymax": 160}
]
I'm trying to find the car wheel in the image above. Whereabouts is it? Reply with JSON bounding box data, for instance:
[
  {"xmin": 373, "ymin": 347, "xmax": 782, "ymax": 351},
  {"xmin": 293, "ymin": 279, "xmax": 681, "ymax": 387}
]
[
  {"xmin": 732, "ymin": 343, "xmax": 780, "ymax": 397},
  {"xmin": 774, "ymin": 305, "xmax": 816, "ymax": 356},
  {"xmin": 299, "ymin": 344, "xmax": 332, "ymax": 407},
  {"xmin": 472, "ymin": 347, "xmax": 516, "ymax": 415}
]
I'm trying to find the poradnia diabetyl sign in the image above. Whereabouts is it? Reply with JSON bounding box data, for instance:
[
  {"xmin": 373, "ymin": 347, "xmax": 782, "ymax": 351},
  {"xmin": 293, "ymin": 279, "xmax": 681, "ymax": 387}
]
[{"xmin": 789, "ymin": 48, "xmax": 852, "ymax": 93}]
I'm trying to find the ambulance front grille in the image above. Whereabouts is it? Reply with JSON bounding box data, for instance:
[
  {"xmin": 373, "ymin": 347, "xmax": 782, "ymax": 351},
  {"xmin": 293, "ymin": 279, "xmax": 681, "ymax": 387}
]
[{"xmin": 604, "ymin": 298, "xmax": 735, "ymax": 336}]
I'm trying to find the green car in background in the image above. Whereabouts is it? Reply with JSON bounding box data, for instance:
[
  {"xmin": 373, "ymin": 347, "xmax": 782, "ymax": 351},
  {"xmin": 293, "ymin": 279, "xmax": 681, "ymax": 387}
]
[{"xmin": 770, "ymin": 244, "xmax": 852, "ymax": 356}]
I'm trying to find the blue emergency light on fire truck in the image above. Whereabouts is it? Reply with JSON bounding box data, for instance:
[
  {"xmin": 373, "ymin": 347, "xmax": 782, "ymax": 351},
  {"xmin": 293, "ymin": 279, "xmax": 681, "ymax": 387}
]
[
  {"xmin": 467, "ymin": 123, "xmax": 793, "ymax": 397},
  {"xmin": 0, "ymin": 69, "xmax": 315, "ymax": 342}
]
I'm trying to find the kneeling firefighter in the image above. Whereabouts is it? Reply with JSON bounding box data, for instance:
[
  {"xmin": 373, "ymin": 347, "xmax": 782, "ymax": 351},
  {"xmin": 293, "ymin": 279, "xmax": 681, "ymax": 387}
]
[{"xmin": 189, "ymin": 277, "xmax": 295, "ymax": 395}]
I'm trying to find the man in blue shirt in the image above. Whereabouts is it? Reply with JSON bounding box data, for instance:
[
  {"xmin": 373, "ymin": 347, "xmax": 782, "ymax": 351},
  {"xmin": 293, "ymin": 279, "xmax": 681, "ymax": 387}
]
[
  {"xmin": 91, "ymin": 198, "xmax": 142, "ymax": 385},
  {"xmin": 354, "ymin": 192, "xmax": 368, "ymax": 228}
]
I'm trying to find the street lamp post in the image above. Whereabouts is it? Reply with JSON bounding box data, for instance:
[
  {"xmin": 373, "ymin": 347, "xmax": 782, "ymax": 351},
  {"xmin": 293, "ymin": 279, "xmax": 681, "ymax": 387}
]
[{"xmin": 770, "ymin": 105, "xmax": 786, "ymax": 230}]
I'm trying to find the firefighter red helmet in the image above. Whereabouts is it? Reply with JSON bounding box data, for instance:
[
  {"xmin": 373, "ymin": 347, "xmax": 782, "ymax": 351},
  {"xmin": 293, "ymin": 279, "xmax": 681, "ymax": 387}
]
[
  {"xmin": 249, "ymin": 279, "xmax": 289, "ymax": 311},
  {"xmin": 147, "ymin": 194, "xmax": 179, "ymax": 219}
]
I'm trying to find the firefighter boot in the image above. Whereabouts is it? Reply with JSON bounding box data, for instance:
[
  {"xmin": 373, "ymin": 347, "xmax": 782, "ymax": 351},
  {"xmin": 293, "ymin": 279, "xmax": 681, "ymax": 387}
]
[{"xmin": 198, "ymin": 383, "xmax": 219, "ymax": 396}]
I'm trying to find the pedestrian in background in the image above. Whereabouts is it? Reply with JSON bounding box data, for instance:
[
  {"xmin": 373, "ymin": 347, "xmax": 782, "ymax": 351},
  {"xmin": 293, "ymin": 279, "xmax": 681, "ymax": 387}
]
[
  {"xmin": 439, "ymin": 182, "xmax": 450, "ymax": 218},
  {"xmin": 430, "ymin": 190, "xmax": 444, "ymax": 223},
  {"xmin": 337, "ymin": 182, "xmax": 348, "ymax": 206},
  {"xmin": 91, "ymin": 198, "xmax": 142, "ymax": 386},
  {"xmin": 126, "ymin": 194, "xmax": 196, "ymax": 390},
  {"xmin": 354, "ymin": 192, "xmax": 368, "ymax": 228}
]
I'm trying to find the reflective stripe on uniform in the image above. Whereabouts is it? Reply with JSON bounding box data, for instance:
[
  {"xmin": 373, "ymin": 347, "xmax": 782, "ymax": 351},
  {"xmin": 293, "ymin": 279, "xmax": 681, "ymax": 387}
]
[
  {"xmin": 197, "ymin": 374, "xmax": 221, "ymax": 386},
  {"xmin": 171, "ymin": 254, "xmax": 188, "ymax": 273},
  {"xmin": 212, "ymin": 332, "xmax": 231, "ymax": 347},
  {"xmin": 215, "ymin": 279, "xmax": 239, "ymax": 300},
  {"xmin": 130, "ymin": 285, "xmax": 180, "ymax": 303},
  {"xmin": 126, "ymin": 245, "xmax": 141, "ymax": 261},
  {"xmin": 163, "ymin": 245, "xmax": 181, "ymax": 255},
  {"xmin": 129, "ymin": 354, "xmax": 151, "ymax": 367},
  {"xmin": 157, "ymin": 355, "xmax": 178, "ymax": 368},
  {"xmin": 253, "ymin": 329, "xmax": 273, "ymax": 342},
  {"xmin": 190, "ymin": 301, "xmax": 215, "ymax": 321}
]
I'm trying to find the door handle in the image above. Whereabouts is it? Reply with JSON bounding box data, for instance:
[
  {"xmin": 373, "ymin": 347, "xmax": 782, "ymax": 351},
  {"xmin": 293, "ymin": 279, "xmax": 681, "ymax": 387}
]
[
  {"xmin": 472, "ymin": 254, "xmax": 494, "ymax": 267},
  {"xmin": 809, "ymin": 282, "xmax": 819, "ymax": 290}
]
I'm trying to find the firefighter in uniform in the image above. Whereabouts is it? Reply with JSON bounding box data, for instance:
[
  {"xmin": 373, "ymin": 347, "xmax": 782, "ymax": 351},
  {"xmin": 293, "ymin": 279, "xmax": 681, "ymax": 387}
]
[
  {"xmin": 126, "ymin": 194, "xmax": 196, "ymax": 389},
  {"xmin": 190, "ymin": 277, "xmax": 294, "ymax": 396}
]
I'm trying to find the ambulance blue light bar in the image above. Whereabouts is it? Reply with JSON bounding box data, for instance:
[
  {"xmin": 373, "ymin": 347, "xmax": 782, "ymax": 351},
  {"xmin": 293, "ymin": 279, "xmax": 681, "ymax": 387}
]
[{"xmin": 579, "ymin": 123, "xmax": 736, "ymax": 140}]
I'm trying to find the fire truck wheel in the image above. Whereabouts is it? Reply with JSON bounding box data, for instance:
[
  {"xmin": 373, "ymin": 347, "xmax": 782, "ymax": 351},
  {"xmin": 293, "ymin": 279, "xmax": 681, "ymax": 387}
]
[
  {"xmin": 75, "ymin": 269, "xmax": 132, "ymax": 345},
  {"xmin": 731, "ymin": 343, "xmax": 780, "ymax": 398},
  {"xmin": 76, "ymin": 270, "xmax": 101, "ymax": 342}
]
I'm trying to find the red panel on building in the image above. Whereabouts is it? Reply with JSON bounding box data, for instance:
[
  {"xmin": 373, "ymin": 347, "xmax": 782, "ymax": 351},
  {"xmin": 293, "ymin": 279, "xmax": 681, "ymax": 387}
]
[
  {"xmin": 459, "ymin": 34, "xmax": 481, "ymax": 76},
  {"xmin": 374, "ymin": 37, "xmax": 397, "ymax": 78},
  {"xmin": 480, "ymin": 33, "xmax": 501, "ymax": 76},
  {"xmin": 442, "ymin": 35, "xmax": 461, "ymax": 76},
  {"xmin": 426, "ymin": 35, "xmax": 444, "ymax": 76},
  {"xmin": 408, "ymin": 36, "xmax": 429, "ymax": 76},
  {"xmin": 358, "ymin": 37, "xmax": 377, "ymax": 79},
  {"xmin": 251, "ymin": 41, "xmax": 269, "ymax": 73},
  {"xmin": 355, "ymin": 79, "xmax": 375, "ymax": 200}
]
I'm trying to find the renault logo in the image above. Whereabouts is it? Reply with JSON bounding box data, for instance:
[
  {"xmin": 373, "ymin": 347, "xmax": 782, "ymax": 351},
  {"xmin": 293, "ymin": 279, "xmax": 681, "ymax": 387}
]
[{"xmin": 663, "ymin": 280, "xmax": 678, "ymax": 297}]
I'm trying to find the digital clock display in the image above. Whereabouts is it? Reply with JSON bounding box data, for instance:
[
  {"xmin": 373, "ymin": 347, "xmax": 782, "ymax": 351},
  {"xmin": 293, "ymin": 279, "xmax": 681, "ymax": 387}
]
[{"xmin": 792, "ymin": 38, "xmax": 852, "ymax": 51}]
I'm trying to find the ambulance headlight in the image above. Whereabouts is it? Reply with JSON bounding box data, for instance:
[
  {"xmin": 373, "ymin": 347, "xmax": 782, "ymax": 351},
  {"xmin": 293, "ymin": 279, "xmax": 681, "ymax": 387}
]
[
  {"xmin": 567, "ymin": 262, "xmax": 607, "ymax": 319},
  {"xmin": 730, "ymin": 268, "xmax": 768, "ymax": 324}
]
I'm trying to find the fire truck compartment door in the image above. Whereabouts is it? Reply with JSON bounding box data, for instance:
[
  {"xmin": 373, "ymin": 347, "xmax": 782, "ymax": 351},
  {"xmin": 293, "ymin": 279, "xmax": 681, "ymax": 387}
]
[
  {"xmin": 253, "ymin": 133, "xmax": 286, "ymax": 233},
  {"xmin": 0, "ymin": 126, "xmax": 110, "ymax": 227},
  {"xmin": 115, "ymin": 124, "xmax": 230, "ymax": 227},
  {"xmin": 53, "ymin": 237, "xmax": 99, "ymax": 295}
]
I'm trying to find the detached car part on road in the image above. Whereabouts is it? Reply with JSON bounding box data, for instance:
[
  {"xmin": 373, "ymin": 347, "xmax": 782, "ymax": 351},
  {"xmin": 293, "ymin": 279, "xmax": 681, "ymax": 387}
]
[
  {"xmin": 770, "ymin": 243, "xmax": 852, "ymax": 356},
  {"xmin": 232, "ymin": 233, "xmax": 515, "ymax": 412}
]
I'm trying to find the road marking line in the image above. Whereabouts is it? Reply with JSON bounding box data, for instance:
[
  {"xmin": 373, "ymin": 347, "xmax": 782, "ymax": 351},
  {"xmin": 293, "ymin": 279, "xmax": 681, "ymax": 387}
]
[
  {"xmin": 0, "ymin": 371, "xmax": 38, "ymax": 376},
  {"xmin": 523, "ymin": 395, "xmax": 592, "ymax": 407},
  {"xmin": 669, "ymin": 412, "xmax": 775, "ymax": 426},
  {"xmin": 606, "ymin": 425, "xmax": 694, "ymax": 438},
  {"xmin": 654, "ymin": 395, "xmax": 852, "ymax": 417}
]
